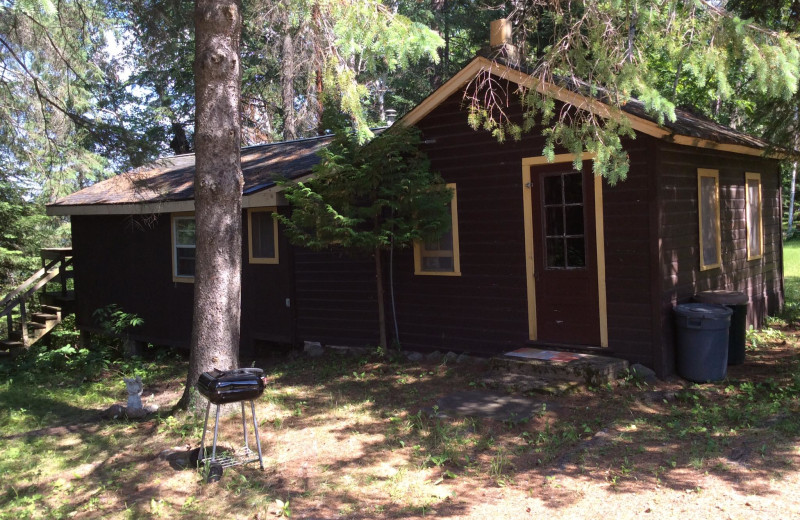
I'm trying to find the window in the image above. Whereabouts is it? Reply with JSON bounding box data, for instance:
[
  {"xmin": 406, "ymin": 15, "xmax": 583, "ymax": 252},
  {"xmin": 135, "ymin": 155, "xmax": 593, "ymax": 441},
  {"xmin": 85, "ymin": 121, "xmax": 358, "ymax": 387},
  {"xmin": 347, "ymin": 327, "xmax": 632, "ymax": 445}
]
[
  {"xmin": 414, "ymin": 183, "xmax": 461, "ymax": 276},
  {"xmin": 248, "ymin": 207, "xmax": 279, "ymax": 264},
  {"xmin": 171, "ymin": 214, "xmax": 195, "ymax": 282},
  {"xmin": 543, "ymin": 171, "xmax": 586, "ymax": 269},
  {"xmin": 745, "ymin": 172, "xmax": 763, "ymax": 260},
  {"xmin": 697, "ymin": 169, "xmax": 721, "ymax": 270}
]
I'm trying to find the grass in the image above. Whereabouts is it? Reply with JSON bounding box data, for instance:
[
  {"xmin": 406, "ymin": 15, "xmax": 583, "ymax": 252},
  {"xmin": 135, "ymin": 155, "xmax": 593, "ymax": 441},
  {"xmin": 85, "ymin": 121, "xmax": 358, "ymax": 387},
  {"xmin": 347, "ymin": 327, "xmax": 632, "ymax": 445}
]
[{"xmin": 0, "ymin": 247, "xmax": 799, "ymax": 518}]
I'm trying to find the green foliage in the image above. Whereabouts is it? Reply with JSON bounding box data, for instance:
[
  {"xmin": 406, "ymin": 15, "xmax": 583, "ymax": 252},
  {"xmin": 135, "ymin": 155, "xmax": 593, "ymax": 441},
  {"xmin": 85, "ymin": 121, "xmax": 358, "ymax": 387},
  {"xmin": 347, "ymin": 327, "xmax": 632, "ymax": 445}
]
[
  {"xmin": 92, "ymin": 304, "xmax": 145, "ymax": 337},
  {"xmin": 467, "ymin": 1, "xmax": 800, "ymax": 181},
  {"xmin": 278, "ymin": 127, "xmax": 452, "ymax": 253}
]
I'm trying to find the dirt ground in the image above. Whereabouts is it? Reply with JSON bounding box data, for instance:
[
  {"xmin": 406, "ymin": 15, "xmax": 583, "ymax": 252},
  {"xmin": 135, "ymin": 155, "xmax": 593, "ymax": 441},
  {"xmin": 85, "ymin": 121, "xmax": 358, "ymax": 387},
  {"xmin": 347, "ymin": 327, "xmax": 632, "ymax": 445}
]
[{"xmin": 3, "ymin": 334, "xmax": 800, "ymax": 519}]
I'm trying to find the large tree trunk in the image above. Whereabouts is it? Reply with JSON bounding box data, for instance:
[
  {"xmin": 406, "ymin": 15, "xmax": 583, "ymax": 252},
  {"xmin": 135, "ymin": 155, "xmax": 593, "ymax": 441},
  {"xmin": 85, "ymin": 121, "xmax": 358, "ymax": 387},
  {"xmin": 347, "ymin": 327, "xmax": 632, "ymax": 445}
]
[{"xmin": 177, "ymin": 0, "xmax": 243, "ymax": 410}]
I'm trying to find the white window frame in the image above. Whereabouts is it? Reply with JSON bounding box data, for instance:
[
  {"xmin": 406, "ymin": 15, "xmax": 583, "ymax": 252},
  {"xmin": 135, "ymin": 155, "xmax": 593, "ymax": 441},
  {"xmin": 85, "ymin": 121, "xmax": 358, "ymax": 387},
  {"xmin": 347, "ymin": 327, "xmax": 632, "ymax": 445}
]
[{"xmin": 171, "ymin": 213, "xmax": 195, "ymax": 283}]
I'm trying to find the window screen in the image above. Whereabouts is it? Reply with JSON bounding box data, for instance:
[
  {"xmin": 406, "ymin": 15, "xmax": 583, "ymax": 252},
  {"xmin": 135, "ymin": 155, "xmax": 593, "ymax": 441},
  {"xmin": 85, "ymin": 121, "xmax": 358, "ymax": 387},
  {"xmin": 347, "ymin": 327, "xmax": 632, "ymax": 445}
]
[
  {"xmin": 746, "ymin": 173, "xmax": 762, "ymax": 259},
  {"xmin": 698, "ymin": 170, "xmax": 721, "ymax": 270},
  {"xmin": 250, "ymin": 209, "xmax": 277, "ymax": 261},
  {"xmin": 173, "ymin": 216, "xmax": 196, "ymax": 278}
]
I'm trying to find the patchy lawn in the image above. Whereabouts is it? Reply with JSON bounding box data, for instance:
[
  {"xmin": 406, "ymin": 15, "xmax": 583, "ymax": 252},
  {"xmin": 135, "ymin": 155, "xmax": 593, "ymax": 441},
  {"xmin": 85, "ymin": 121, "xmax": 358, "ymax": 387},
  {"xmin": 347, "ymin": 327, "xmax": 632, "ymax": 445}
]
[{"xmin": 2, "ymin": 268, "xmax": 800, "ymax": 519}]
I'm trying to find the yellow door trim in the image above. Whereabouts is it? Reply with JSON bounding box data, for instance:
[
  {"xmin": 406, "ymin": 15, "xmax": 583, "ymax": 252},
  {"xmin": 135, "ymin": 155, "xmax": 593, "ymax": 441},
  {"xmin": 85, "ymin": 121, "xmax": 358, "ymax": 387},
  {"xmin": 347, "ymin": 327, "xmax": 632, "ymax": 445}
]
[{"xmin": 521, "ymin": 153, "xmax": 608, "ymax": 347}]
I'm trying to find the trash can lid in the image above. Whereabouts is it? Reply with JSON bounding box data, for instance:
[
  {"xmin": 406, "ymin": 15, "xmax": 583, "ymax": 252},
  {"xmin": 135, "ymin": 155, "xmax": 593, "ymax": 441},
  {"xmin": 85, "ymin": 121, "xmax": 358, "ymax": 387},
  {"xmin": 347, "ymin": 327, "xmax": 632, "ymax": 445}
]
[
  {"xmin": 674, "ymin": 302, "xmax": 733, "ymax": 319},
  {"xmin": 694, "ymin": 290, "xmax": 748, "ymax": 305}
]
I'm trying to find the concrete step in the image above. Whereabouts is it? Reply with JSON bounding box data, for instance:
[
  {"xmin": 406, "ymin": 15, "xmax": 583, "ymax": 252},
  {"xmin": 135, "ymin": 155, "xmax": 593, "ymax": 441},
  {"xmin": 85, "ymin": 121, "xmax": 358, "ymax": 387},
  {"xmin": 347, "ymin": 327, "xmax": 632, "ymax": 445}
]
[{"xmin": 490, "ymin": 347, "xmax": 629, "ymax": 388}]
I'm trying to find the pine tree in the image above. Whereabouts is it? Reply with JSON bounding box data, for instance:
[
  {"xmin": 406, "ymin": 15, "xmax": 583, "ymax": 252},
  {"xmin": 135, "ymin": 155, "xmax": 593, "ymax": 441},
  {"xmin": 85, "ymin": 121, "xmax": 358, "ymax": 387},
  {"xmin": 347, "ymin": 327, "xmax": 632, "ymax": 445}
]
[{"xmin": 278, "ymin": 127, "xmax": 452, "ymax": 349}]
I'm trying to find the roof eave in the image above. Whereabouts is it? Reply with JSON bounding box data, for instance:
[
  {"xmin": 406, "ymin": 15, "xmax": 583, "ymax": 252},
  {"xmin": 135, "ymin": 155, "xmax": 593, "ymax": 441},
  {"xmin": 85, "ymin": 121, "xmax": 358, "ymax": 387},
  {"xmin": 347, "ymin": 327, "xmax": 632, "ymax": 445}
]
[{"xmin": 398, "ymin": 56, "xmax": 775, "ymax": 159}]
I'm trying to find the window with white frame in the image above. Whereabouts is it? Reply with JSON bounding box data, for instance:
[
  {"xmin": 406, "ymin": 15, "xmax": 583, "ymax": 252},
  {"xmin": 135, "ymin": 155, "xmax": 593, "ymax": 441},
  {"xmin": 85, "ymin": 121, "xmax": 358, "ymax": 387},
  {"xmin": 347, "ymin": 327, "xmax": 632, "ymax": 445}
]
[{"xmin": 172, "ymin": 214, "xmax": 196, "ymax": 281}]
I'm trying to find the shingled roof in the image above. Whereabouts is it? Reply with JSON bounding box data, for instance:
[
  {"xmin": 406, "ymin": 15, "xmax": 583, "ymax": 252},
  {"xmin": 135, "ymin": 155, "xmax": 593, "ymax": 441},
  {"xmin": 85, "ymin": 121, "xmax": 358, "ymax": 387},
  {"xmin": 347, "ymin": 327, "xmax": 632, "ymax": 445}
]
[{"xmin": 48, "ymin": 134, "xmax": 334, "ymax": 213}]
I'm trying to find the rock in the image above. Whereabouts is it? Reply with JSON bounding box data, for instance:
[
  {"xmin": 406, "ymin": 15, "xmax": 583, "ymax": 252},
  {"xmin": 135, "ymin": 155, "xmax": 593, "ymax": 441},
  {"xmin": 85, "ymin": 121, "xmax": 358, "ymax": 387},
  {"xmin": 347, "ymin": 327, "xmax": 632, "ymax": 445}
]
[
  {"xmin": 426, "ymin": 351, "xmax": 443, "ymax": 363},
  {"xmin": 630, "ymin": 363, "xmax": 658, "ymax": 384},
  {"xmin": 405, "ymin": 351, "xmax": 424, "ymax": 362},
  {"xmin": 304, "ymin": 341, "xmax": 324, "ymax": 357},
  {"xmin": 641, "ymin": 390, "xmax": 678, "ymax": 404},
  {"xmin": 455, "ymin": 353, "xmax": 471, "ymax": 364},
  {"xmin": 443, "ymin": 351, "xmax": 459, "ymax": 364}
]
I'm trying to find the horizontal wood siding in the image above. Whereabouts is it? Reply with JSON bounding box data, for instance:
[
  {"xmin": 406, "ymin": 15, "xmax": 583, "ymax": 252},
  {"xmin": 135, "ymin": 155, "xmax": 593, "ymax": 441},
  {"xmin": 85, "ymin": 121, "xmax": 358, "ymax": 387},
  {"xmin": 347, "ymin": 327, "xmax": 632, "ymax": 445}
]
[
  {"xmin": 656, "ymin": 143, "xmax": 784, "ymax": 374},
  {"xmin": 293, "ymin": 249, "xmax": 380, "ymax": 347},
  {"xmin": 602, "ymin": 136, "xmax": 658, "ymax": 366},
  {"xmin": 71, "ymin": 214, "xmax": 194, "ymax": 347},
  {"xmin": 383, "ymin": 90, "xmax": 656, "ymax": 360},
  {"xmin": 240, "ymin": 207, "xmax": 295, "ymax": 350}
]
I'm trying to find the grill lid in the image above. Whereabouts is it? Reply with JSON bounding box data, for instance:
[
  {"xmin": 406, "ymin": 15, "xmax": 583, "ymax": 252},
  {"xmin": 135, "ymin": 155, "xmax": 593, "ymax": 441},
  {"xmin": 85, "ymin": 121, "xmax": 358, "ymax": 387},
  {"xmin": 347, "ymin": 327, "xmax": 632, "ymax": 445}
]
[{"xmin": 197, "ymin": 368, "xmax": 266, "ymax": 404}]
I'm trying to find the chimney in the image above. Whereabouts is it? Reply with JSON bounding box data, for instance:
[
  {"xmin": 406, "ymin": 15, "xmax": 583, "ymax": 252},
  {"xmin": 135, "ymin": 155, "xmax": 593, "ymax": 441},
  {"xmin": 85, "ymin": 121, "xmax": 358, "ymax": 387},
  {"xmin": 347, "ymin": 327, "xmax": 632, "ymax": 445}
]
[
  {"xmin": 490, "ymin": 19, "xmax": 512, "ymax": 47},
  {"xmin": 489, "ymin": 18, "xmax": 517, "ymax": 63},
  {"xmin": 385, "ymin": 108, "xmax": 397, "ymax": 126}
]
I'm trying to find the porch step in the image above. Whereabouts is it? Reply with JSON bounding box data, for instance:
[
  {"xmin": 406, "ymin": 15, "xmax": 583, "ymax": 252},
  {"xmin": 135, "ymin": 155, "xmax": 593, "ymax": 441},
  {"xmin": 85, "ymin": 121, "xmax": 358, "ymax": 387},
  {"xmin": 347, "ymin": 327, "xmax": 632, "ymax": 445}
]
[
  {"xmin": 40, "ymin": 305, "xmax": 62, "ymax": 318},
  {"xmin": 1, "ymin": 340, "xmax": 23, "ymax": 350},
  {"xmin": 490, "ymin": 348, "xmax": 629, "ymax": 388},
  {"xmin": 32, "ymin": 313, "xmax": 59, "ymax": 324},
  {"xmin": 0, "ymin": 340, "xmax": 24, "ymax": 358}
]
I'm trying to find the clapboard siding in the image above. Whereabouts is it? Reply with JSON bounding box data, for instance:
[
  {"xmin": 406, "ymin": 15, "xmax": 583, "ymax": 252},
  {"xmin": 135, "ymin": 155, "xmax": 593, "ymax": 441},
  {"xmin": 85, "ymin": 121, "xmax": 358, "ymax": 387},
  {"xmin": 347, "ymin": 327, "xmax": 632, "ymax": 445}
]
[
  {"xmin": 654, "ymin": 143, "xmax": 784, "ymax": 374},
  {"xmin": 602, "ymin": 137, "xmax": 658, "ymax": 365},
  {"xmin": 293, "ymin": 249, "xmax": 380, "ymax": 346},
  {"xmin": 376, "ymin": 90, "xmax": 659, "ymax": 363},
  {"xmin": 71, "ymin": 214, "xmax": 194, "ymax": 347}
]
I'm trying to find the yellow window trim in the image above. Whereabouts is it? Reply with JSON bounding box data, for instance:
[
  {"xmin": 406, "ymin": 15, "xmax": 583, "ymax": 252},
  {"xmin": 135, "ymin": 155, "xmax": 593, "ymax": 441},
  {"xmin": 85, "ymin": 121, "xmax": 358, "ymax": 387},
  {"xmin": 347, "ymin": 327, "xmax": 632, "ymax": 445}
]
[
  {"xmin": 247, "ymin": 207, "xmax": 280, "ymax": 264},
  {"xmin": 171, "ymin": 212, "xmax": 195, "ymax": 283},
  {"xmin": 413, "ymin": 183, "xmax": 461, "ymax": 276},
  {"xmin": 697, "ymin": 169, "xmax": 722, "ymax": 271},
  {"xmin": 521, "ymin": 153, "xmax": 608, "ymax": 348},
  {"xmin": 745, "ymin": 172, "xmax": 764, "ymax": 261}
]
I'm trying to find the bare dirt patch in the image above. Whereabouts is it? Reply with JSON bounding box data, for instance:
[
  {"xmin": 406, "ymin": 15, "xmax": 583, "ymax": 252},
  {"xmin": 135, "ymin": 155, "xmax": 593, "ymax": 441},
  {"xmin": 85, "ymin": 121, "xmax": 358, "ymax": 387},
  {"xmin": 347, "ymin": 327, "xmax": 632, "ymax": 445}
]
[{"xmin": 2, "ymin": 334, "xmax": 800, "ymax": 519}]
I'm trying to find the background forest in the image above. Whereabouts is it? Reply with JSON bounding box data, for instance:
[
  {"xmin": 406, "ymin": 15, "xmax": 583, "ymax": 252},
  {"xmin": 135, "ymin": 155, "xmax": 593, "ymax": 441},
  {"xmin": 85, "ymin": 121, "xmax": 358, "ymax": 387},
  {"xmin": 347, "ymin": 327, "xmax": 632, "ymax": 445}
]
[{"xmin": 2, "ymin": 0, "xmax": 800, "ymax": 295}]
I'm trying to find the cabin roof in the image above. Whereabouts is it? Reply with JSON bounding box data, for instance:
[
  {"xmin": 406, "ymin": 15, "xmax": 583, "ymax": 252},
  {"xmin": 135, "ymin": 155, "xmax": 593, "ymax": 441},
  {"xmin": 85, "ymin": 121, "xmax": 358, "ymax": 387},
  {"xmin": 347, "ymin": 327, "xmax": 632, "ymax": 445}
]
[
  {"xmin": 49, "ymin": 56, "xmax": 775, "ymax": 216},
  {"xmin": 48, "ymin": 134, "xmax": 334, "ymax": 214},
  {"xmin": 401, "ymin": 56, "xmax": 773, "ymax": 156}
]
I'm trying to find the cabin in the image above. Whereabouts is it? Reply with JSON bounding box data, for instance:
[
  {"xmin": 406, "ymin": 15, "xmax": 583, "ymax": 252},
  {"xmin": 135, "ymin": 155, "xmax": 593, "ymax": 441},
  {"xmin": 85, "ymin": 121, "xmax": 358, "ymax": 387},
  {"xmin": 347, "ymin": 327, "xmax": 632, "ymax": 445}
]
[{"xmin": 47, "ymin": 56, "xmax": 784, "ymax": 377}]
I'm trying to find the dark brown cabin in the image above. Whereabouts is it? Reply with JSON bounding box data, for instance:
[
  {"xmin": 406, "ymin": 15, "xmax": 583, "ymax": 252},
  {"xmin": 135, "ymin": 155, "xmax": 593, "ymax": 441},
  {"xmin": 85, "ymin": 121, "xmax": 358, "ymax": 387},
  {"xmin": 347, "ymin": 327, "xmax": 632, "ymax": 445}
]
[{"xmin": 47, "ymin": 57, "xmax": 784, "ymax": 376}]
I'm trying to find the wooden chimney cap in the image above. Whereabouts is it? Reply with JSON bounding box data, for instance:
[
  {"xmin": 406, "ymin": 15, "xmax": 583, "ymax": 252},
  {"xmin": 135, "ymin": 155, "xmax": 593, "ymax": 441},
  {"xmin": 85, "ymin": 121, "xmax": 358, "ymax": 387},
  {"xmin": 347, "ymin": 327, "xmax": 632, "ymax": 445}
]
[{"xmin": 490, "ymin": 19, "xmax": 512, "ymax": 47}]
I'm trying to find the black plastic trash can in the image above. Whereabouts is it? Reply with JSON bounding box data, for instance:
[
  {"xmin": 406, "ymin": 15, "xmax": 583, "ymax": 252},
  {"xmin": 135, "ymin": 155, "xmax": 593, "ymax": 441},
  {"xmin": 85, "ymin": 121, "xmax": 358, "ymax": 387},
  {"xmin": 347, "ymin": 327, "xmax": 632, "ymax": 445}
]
[
  {"xmin": 694, "ymin": 290, "xmax": 748, "ymax": 365},
  {"xmin": 674, "ymin": 303, "xmax": 733, "ymax": 383}
]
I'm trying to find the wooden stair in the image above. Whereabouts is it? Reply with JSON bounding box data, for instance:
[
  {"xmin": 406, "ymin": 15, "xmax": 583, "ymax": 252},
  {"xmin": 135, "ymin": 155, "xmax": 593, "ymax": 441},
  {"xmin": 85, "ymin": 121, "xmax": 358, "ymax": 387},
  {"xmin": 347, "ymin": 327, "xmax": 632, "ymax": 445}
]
[{"xmin": 1, "ymin": 249, "xmax": 73, "ymax": 357}]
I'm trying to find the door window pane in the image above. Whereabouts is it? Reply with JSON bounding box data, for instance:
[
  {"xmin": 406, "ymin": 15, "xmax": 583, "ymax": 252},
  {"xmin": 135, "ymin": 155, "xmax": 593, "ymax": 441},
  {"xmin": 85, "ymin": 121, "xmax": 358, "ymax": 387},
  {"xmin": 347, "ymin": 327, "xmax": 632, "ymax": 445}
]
[{"xmin": 543, "ymin": 171, "xmax": 586, "ymax": 269}]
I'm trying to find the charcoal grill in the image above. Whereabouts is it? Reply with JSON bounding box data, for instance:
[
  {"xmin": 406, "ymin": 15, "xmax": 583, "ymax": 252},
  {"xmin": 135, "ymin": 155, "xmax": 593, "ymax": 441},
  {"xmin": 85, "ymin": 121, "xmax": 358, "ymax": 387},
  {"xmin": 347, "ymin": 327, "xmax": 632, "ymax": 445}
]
[{"xmin": 193, "ymin": 368, "xmax": 265, "ymax": 482}]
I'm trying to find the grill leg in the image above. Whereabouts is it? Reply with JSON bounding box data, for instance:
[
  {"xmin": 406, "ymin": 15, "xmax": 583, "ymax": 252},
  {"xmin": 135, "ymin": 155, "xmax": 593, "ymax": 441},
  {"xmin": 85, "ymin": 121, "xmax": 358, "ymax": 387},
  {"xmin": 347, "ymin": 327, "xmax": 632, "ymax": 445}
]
[
  {"xmin": 198, "ymin": 400, "xmax": 212, "ymax": 464},
  {"xmin": 241, "ymin": 401, "xmax": 249, "ymax": 451},
  {"xmin": 250, "ymin": 400, "xmax": 264, "ymax": 470},
  {"xmin": 211, "ymin": 403, "xmax": 221, "ymax": 461}
]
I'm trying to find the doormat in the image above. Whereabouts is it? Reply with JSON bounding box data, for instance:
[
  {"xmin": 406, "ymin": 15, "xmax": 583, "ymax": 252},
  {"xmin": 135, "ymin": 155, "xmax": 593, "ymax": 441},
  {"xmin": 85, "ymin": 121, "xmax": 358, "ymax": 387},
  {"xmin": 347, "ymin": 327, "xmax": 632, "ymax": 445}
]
[{"xmin": 504, "ymin": 348, "xmax": 584, "ymax": 363}]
